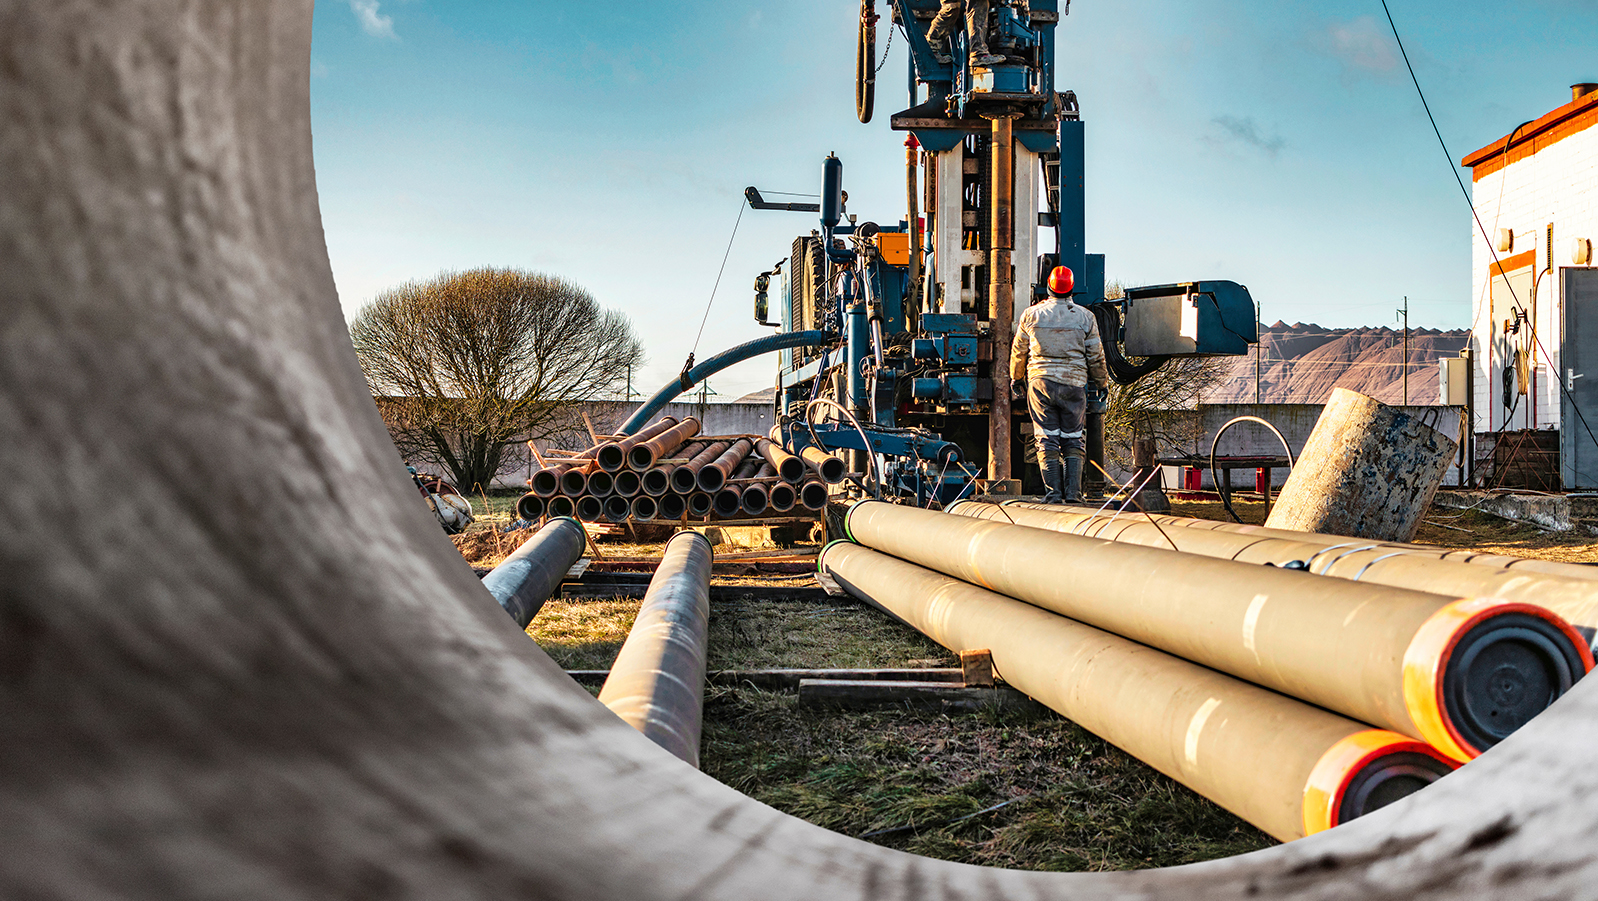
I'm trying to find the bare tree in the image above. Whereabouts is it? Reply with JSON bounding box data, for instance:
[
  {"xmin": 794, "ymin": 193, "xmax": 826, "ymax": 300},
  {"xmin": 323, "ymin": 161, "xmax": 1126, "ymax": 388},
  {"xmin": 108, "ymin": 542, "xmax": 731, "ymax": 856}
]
[{"xmin": 351, "ymin": 268, "xmax": 645, "ymax": 493}]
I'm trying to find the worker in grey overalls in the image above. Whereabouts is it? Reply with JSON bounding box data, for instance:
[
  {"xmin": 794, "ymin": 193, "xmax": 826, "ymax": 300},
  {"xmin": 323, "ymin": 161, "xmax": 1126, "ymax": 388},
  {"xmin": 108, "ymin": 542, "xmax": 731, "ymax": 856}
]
[
  {"xmin": 1009, "ymin": 266, "xmax": 1109, "ymax": 504},
  {"xmin": 926, "ymin": 0, "xmax": 1006, "ymax": 68}
]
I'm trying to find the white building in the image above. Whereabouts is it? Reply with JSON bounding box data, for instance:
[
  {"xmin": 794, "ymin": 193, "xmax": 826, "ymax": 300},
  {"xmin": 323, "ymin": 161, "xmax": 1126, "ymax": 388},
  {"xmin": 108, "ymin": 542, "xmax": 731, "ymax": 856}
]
[{"xmin": 1465, "ymin": 83, "xmax": 1598, "ymax": 485}]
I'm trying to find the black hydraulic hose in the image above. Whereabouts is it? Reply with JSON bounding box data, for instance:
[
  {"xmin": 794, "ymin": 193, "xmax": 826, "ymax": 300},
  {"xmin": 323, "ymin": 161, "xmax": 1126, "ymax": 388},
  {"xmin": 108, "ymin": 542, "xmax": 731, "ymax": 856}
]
[{"xmin": 1088, "ymin": 302, "xmax": 1170, "ymax": 385}]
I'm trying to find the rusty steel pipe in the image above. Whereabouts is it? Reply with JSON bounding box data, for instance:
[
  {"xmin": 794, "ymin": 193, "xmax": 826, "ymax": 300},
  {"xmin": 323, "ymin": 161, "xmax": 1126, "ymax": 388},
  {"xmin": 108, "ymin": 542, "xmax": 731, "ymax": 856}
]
[
  {"xmin": 659, "ymin": 493, "xmax": 688, "ymax": 521},
  {"xmin": 598, "ymin": 532, "xmax": 714, "ymax": 766},
  {"xmin": 845, "ymin": 501, "xmax": 1592, "ymax": 761},
  {"xmin": 631, "ymin": 496, "xmax": 658, "ymax": 523},
  {"xmin": 613, "ymin": 469, "xmax": 642, "ymax": 498},
  {"xmin": 530, "ymin": 466, "xmax": 563, "ymax": 498},
  {"xmin": 741, "ymin": 484, "xmax": 770, "ymax": 517},
  {"xmin": 757, "ymin": 437, "xmax": 806, "ymax": 483},
  {"xmin": 654, "ymin": 441, "xmax": 707, "ymax": 496},
  {"xmin": 516, "ymin": 493, "xmax": 545, "ymax": 521},
  {"xmin": 547, "ymin": 496, "xmax": 576, "ymax": 518},
  {"xmin": 628, "ymin": 418, "xmax": 703, "ymax": 472},
  {"xmin": 594, "ymin": 417, "xmax": 681, "ymax": 473},
  {"xmin": 740, "ymin": 463, "xmax": 777, "ymax": 516},
  {"xmin": 800, "ymin": 445, "xmax": 846, "ymax": 483},
  {"xmin": 576, "ymin": 495, "xmax": 605, "ymax": 522},
  {"xmin": 953, "ymin": 502, "xmax": 1598, "ymax": 653},
  {"xmin": 769, "ymin": 482, "xmax": 797, "ymax": 513},
  {"xmin": 604, "ymin": 496, "xmax": 631, "ymax": 524},
  {"xmin": 688, "ymin": 492, "xmax": 715, "ymax": 518},
  {"xmin": 673, "ymin": 440, "xmax": 731, "ymax": 494},
  {"xmin": 713, "ymin": 487, "xmax": 744, "ymax": 518},
  {"xmin": 799, "ymin": 481, "xmax": 828, "ymax": 511},
  {"xmin": 697, "ymin": 438, "xmax": 754, "ymax": 493},
  {"xmin": 480, "ymin": 517, "xmax": 587, "ymax": 629},
  {"xmin": 587, "ymin": 470, "xmax": 615, "ymax": 498},
  {"xmin": 560, "ymin": 467, "xmax": 589, "ymax": 498},
  {"xmin": 641, "ymin": 468, "xmax": 672, "ymax": 497},
  {"xmin": 818, "ymin": 542, "xmax": 1458, "ymax": 841}
]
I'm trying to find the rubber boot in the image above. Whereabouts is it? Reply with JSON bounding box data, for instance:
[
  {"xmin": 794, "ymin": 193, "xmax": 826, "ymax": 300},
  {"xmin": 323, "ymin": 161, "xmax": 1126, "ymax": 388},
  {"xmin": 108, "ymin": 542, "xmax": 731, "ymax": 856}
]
[
  {"xmin": 1063, "ymin": 454, "xmax": 1084, "ymax": 505},
  {"xmin": 1040, "ymin": 457, "xmax": 1063, "ymax": 504}
]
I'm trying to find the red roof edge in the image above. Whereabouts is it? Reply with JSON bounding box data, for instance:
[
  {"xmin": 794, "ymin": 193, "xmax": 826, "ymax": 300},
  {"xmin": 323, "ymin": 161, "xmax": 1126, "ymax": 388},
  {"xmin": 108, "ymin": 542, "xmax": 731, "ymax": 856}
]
[{"xmin": 1462, "ymin": 90, "xmax": 1598, "ymax": 169}]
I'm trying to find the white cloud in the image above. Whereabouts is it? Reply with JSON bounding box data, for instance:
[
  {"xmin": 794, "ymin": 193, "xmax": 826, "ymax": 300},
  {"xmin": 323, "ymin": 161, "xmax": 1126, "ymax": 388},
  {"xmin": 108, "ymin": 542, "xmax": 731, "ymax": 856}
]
[
  {"xmin": 348, "ymin": 0, "xmax": 397, "ymax": 40},
  {"xmin": 1321, "ymin": 16, "xmax": 1399, "ymax": 75}
]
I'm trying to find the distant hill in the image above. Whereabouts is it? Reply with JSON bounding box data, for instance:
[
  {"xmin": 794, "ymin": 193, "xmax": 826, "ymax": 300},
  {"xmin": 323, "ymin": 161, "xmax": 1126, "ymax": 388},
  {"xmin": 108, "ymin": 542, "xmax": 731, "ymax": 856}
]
[{"xmin": 1201, "ymin": 322, "xmax": 1468, "ymax": 406}]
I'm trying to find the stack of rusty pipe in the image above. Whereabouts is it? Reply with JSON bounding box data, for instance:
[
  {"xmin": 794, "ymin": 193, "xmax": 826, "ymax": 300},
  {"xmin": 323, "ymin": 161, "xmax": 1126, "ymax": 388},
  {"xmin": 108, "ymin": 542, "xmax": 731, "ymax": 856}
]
[
  {"xmin": 517, "ymin": 419, "xmax": 828, "ymax": 526},
  {"xmin": 820, "ymin": 500, "xmax": 1595, "ymax": 843}
]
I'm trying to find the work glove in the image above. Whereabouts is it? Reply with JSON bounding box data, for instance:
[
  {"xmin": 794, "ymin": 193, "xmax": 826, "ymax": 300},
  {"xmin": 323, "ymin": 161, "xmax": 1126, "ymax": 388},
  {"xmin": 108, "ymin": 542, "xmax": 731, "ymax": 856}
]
[{"xmin": 1009, "ymin": 380, "xmax": 1026, "ymax": 402}]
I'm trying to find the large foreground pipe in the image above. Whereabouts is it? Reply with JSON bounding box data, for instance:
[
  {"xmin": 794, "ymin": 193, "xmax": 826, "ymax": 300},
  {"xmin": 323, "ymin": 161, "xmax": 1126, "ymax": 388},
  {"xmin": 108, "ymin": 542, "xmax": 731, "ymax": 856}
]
[
  {"xmin": 595, "ymin": 416, "xmax": 681, "ymax": 473},
  {"xmin": 21, "ymin": 4, "xmax": 1598, "ymax": 899},
  {"xmin": 480, "ymin": 517, "xmax": 587, "ymax": 629},
  {"xmin": 620, "ymin": 332, "xmax": 833, "ymax": 434},
  {"xmin": 757, "ymin": 437, "xmax": 807, "ymax": 483},
  {"xmin": 629, "ymin": 418, "xmax": 702, "ymax": 472},
  {"xmin": 673, "ymin": 439, "xmax": 731, "ymax": 494},
  {"xmin": 599, "ymin": 532, "xmax": 715, "ymax": 766},
  {"xmin": 819, "ymin": 543, "xmax": 1456, "ymax": 841},
  {"xmin": 698, "ymin": 438, "xmax": 754, "ymax": 493},
  {"xmin": 953, "ymin": 502, "xmax": 1598, "ymax": 652},
  {"xmin": 846, "ymin": 502, "xmax": 1592, "ymax": 760}
]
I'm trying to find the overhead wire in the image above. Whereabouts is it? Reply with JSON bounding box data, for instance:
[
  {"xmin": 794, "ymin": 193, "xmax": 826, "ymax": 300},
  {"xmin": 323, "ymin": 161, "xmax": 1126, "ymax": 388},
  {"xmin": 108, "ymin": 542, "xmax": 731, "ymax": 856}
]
[
  {"xmin": 1377, "ymin": 0, "xmax": 1598, "ymax": 477},
  {"xmin": 689, "ymin": 199, "xmax": 749, "ymax": 359}
]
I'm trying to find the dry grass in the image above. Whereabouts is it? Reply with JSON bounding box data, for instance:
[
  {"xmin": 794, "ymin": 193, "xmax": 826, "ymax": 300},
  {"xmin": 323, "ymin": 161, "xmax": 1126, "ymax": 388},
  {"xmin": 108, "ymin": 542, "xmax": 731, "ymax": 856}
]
[{"xmin": 1170, "ymin": 497, "xmax": 1598, "ymax": 564}]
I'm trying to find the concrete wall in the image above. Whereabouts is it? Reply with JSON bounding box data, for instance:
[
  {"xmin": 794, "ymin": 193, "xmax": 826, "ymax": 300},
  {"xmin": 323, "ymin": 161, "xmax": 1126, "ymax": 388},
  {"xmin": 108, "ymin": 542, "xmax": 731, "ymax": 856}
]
[
  {"xmin": 1155, "ymin": 403, "xmax": 1465, "ymax": 490},
  {"xmin": 1470, "ymin": 109, "xmax": 1598, "ymax": 432}
]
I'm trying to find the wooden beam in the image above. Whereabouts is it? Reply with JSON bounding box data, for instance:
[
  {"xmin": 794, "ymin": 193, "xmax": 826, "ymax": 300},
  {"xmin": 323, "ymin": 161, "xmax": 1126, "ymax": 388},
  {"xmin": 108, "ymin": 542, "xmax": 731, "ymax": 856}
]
[
  {"xmin": 959, "ymin": 649, "xmax": 994, "ymax": 688},
  {"xmin": 796, "ymin": 679, "xmax": 1040, "ymax": 713},
  {"xmin": 564, "ymin": 667, "xmax": 965, "ymax": 690}
]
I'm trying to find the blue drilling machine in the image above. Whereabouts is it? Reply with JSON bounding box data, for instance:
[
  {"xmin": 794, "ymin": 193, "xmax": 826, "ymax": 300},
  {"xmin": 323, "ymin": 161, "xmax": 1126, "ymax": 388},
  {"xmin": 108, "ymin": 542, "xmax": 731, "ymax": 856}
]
[{"xmin": 624, "ymin": 0, "xmax": 1258, "ymax": 508}]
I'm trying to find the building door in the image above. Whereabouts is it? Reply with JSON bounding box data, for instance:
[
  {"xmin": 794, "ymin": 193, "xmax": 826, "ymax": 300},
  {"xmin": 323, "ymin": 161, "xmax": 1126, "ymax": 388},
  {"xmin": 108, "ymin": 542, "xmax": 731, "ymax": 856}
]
[{"xmin": 1561, "ymin": 268, "xmax": 1598, "ymax": 488}]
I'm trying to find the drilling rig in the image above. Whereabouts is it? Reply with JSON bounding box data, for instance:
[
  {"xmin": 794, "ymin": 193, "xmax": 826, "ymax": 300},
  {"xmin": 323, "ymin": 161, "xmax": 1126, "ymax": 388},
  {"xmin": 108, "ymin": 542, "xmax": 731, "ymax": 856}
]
[{"xmin": 626, "ymin": 0, "xmax": 1259, "ymax": 507}]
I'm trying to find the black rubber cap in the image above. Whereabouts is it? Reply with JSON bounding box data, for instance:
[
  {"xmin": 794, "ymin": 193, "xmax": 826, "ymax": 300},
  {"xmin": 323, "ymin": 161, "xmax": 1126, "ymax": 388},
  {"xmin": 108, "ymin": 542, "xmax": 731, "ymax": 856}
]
[
  {"xmin": 1442, "ymin": 613, "xmax": 1585, "ymax": 752},
  {"xmin": 1338, "ymin": 751, "xmax": 1453, "ymax": 824}
]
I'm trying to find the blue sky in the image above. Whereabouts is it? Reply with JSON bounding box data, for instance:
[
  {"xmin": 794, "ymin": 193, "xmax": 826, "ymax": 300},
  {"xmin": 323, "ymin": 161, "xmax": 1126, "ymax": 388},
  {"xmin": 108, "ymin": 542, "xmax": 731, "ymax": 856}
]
[{"xmin": 309, "ymin": 0, "xmax": 1598, "ymax": 400}]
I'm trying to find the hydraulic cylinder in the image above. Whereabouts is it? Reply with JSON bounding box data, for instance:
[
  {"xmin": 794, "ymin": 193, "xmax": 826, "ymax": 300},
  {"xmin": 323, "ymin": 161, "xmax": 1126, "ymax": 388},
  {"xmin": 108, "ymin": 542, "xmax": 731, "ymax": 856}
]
[
  {"xmin": 845, "ymin": 501, "xmax": 1590, "ymax": 760},
  {"xmin": 818, "ymin": 542, "xmax": 1457, "ymax": 842},
  {"xmin": 599, "ymin": 532, "xmax": 714, "ymax": 767}
]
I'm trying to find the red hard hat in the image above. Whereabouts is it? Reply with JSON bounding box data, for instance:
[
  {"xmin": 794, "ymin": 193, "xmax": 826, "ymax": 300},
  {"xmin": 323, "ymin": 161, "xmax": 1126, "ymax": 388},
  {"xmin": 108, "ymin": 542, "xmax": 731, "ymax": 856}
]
[{"xmin": 1047, "ymin": 266, "xmax": 1075, "ymax": 297}]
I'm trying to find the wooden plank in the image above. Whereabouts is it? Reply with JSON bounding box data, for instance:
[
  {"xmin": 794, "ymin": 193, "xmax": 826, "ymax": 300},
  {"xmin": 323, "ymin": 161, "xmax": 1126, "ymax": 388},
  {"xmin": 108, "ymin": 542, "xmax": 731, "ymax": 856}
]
[
  {"xmin": 579, "ymin": 411, "xmax": 601, "ymax": 447},
  {"xmin": 959, "ymin": 649, "xmax": 994, "ymax": 688},
  {"xmin": 563, "ymin": 668, "xmax": 965, "ymax": 690},
  {"xmin": 796, "ymin": 680, "xmax": 1041, "ymax": 713},
  {"xmin": 558, "ymin": 584, "xmax": 830, "ymax": 602}
]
